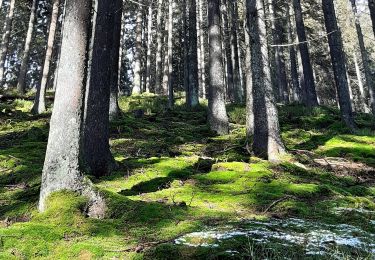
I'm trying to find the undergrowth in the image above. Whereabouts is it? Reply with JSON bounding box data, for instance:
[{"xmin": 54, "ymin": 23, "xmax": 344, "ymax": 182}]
[{"xmin": 0, "ymin": 96, "xmax": 374, "ymax": 259}]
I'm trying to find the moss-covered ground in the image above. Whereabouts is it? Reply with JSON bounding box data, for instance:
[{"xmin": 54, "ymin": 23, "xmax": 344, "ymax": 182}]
[{"xmin": 0, "ymin": 95, "xmax": 374, "ymax": 259}]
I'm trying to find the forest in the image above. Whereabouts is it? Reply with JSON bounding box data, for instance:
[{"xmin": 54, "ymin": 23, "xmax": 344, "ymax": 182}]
[{"xmin": 0, "ymin": 0, "xmax": 374, "ymax": 258}]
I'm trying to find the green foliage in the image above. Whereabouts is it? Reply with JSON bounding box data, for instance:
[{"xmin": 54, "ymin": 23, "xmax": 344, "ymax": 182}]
[{"xmin": 0, "ymin": 98, "xmax": 374, "ymax": 259}]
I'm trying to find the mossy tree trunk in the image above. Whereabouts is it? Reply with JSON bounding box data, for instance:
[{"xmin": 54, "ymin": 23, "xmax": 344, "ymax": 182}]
[{"xmin": 40, "ymin": 0, "xmax": 102, "ymax": 216}]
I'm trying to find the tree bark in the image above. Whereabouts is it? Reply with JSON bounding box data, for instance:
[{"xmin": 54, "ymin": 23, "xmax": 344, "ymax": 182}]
[
  {"xmin": 244, "ymin": 2, "xmax": 254, "ymax": 137},
  {"xmin": 145, "ymin": 2, "xmax": 153, "ymax": 93},
  {"xmin": 353, "ymin": 53, "xmax": 369, "ymax": 113},
  {"xmin": 369, "ymin": 0, "xmax": 375, "ymax": 37},
  {"xmin": 155, "ymin": 0, "xmax": 164, "ymax": 94},
  {"xmin": 187, "ymin": 0, "xmax": 200, "ymax": 107},
  {"xmin": 286, "ymin": 3, "xmax": 301, "ymax": 103},
  {"xmin": 32, "ymin": 0, "xmax": 60, "ymax": 114},
  {"xmin": 182, "ymin": 0, "xmax": 190, "ymax": 105},
  {"xmin": 229, "ymin": 0, "xmax": 243, "ymax": 103},
  {"xmin": 39, "ymin": 0, "xmax": 105, "ymax": 218},
  {"xmin": 272, "ymin": 1, "xmax": 289, "ymax": 103},
  {"xmin": 0, "ymin": 0, "xmax": 16, "ymax": 84},
  {"xmin": 207, "ymin": 0, "xmax": 229, "ymax": 135},
  {"xmin": 83, "ymin": 0, "xmax": 116, "ymax": 178},
  {"xmin": 109, "ymin": 0, "xmax": 123, "ymax": 120},
  {"xmin": 197, "ymin": 0, "xmax": 207, "ymax": 99},
  {"xmin": 247, "ymin": 0, "xmax": 285, "ymax": 161},
  {"xmin": 221, "ymin": 0, "xmax": 234, "ymax": 102},
  {"xmin": 322, "ymin": 0, "xmax": 356, "ymax": 130},
  {"xmin": 133, "ymin": 5, "xmax": 143, "ymax": 95},
  {"xmin": 17, "ymin": 0, "xmax": 38, "ymax": 94},
  {"xmin": 292, "ymin": 0, "xmax": 318, "ymax": 107},
  {"xmin": 162, "ymin": 0, "xmax": 173, "ymax": 97},
  {"xmin": 350, "ymin": 0, "xmax": 375, "ymax": 116}
]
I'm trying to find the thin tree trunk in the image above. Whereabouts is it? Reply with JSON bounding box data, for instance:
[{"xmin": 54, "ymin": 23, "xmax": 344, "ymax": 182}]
[
  {"xmin": 109, "ymin": 0, "xmax": 123, "ymax": 120},
  {"xmin": 183, "ymin": 0, "xmax": 190, "ymax": 104},
  {"xmin": 32, "ymin": 0, "xmax": 60, "ymax": 114},
  {"xmin": 247, "ymin": 0, "xmax": 285, "ymax": 161},
  {"xmin": 350, "ymin": 0, "xmax": 375, "ymax": 115},
  {"xmin": 322, "ymin": 0, "xmax": 356, "ymax": 130},
  {"xmin": 229, "ymin": 0, "xmax": 243, "ymax": 103},
  {"xmin": 293, "ymin": 0, "xmax": 318, "ymax": 107},
  {"xmin": 287, "ymin": 3, "xmax": 301, "ymax": 103},
  {"xmin": 272, "ymin": 1, "xmax": 289, "ymax": 103},
  {"xmin": 221, "ymin": 0, "xmax": 234, "ymax": 102},
  {"xmin": 133, "ymin": 5, "xmax": 143, "ymax": 95},
  {"xmin": 39, "ymin": 0, "xmax": 105, "ymax": 217},
  {"xmin": 145, "ymin": 2, "xmax": 153, "ymax": 93},
  {"xmin": 208, "ymin": 0, "xmax": 229, "ymax": 135},
  {"xmin": 187, "ymin": 0, "xmax": 199, "ymax": 107},
  {"xmin": 161, "ymin": 0, "xmax": 173, "ymax": 104},
  {"xmin": 243, "ymin": 0, "xmax": 253, "ymax": 137},
  {"xmin": 369, "ymin": 0, "xmax": 375, "ymax": 37},
  {"xmin": 198, "ymin": 0, "xmax": 207, "ymax": 99},
  {"xmin": 155, "ymin": 0, "xmax": 163, "ymax": 94},
  {"xmin": 353, "ymin": 53, "xmax": 369, "ymax": 113},
  {"xmin": 0, "ymin": 0, "xmax": 16, "ymax": 84},
  {"xmin": 17, "ymin": 0, "xmax": 38, "ymax": 94}
]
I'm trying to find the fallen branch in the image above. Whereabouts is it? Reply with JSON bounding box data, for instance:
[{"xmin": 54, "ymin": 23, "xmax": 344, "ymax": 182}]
[{"xmin": 263, "ymin": 195, "xmax": 294, "ymax": 214}]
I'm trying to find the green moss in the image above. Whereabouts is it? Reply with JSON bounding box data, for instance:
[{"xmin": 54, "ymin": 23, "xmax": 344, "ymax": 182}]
[{"xmin": 0, "ymin": 98, "xmax": 374, "ymax": 258}]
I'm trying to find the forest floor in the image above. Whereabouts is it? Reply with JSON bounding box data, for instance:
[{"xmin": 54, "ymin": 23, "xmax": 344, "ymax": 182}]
[{"xmin": 0, "ymin": 95, "xmax": 374, "ymax": 259}]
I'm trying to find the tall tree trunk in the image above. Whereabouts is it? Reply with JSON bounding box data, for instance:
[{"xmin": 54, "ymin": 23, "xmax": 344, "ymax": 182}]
[
  {"xmin": 145, "ymin": 2, "xmax": 153, "ymax": 93},
  {"xmin": 32, "ymin": 0, "xmax": 60, "ymax": 114},
  {"xmin": 293, "ymin": 0, "xmax": 318, "ymax": 107},
  {"xmin": 287, "ymin": 3, "xmax": 301, "ymax": 103},
  {"xmin": 183, "ymin": 0, "xmax": 190, "ymax": 104},
  {"xmin": 229, "ymin": 0, "xmax": 243, "ymax": 103},
  {"xmin": 17, "ymin": 0, "xmax": 38, "ymax": 94},
  {"xmin": 247, "ymin": 0, "xmax": 285, "ymax": 161},
  {"xmin": 369, "ymin": 0, "xmax": 375, "ymax": 37},
  {"xmin": 353, "ymin": 53, "xmax": 369, "ymax": 113},
  {"xmin": 208, "ymin": 0, "xmax": 229, "ymax": 135},
  {"xmin": 39, "ymin": 0, "xmax": 105, "ymax": 217},
  {"xmin": 350, "ymin": 0, "xmax": 375, "ymax": 115},
  {"xmin": 197, "ymin": 0, "xmax": 207, "ymax": 99},
  {"xmin": 187, "ymin": 0, "xmax": 199, "ymax": 107},
  {"xmin": 243, "ymin": 0, "xmax": 254, "ymax": 137},
  {"xmin": 162, "ymin": 0, "xmax": 172, "ymax": 96},
  {"xmin": 155, "ymin": 0, "xmax": 164, "ymax": 94},
  {"xmin": 133, "ymin": 5, "xmax": 143, "ymax": 95},
  {"xmin": 322, "ymin": 0, "xmax": 356, "ymax": 130},
  {"xmin": 221, "ymin": 0, "xmax": 234, "ymax": 102},
  {"xmin": 272, "ymin": 1, "xmax": 289, "ymax": 103},
  {"xmin": 82, "ymin": 0, "xmax": 115, "ymax": 178},
  {"xmin": 109, "ymin": 0, "xmax": 123, "ymax": 120},
  {"xmin": 0, "ymin": 0, "xmax": 16, "ymax": 84},
  {"xmin": 161, "ymin": 0, "xmax": 173, "ymax": 104}
]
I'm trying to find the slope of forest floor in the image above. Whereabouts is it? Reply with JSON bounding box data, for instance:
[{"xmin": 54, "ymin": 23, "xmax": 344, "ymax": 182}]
[{"xmin": 0, "ymin": 95, "xmax": 374, "ymax": 259}]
